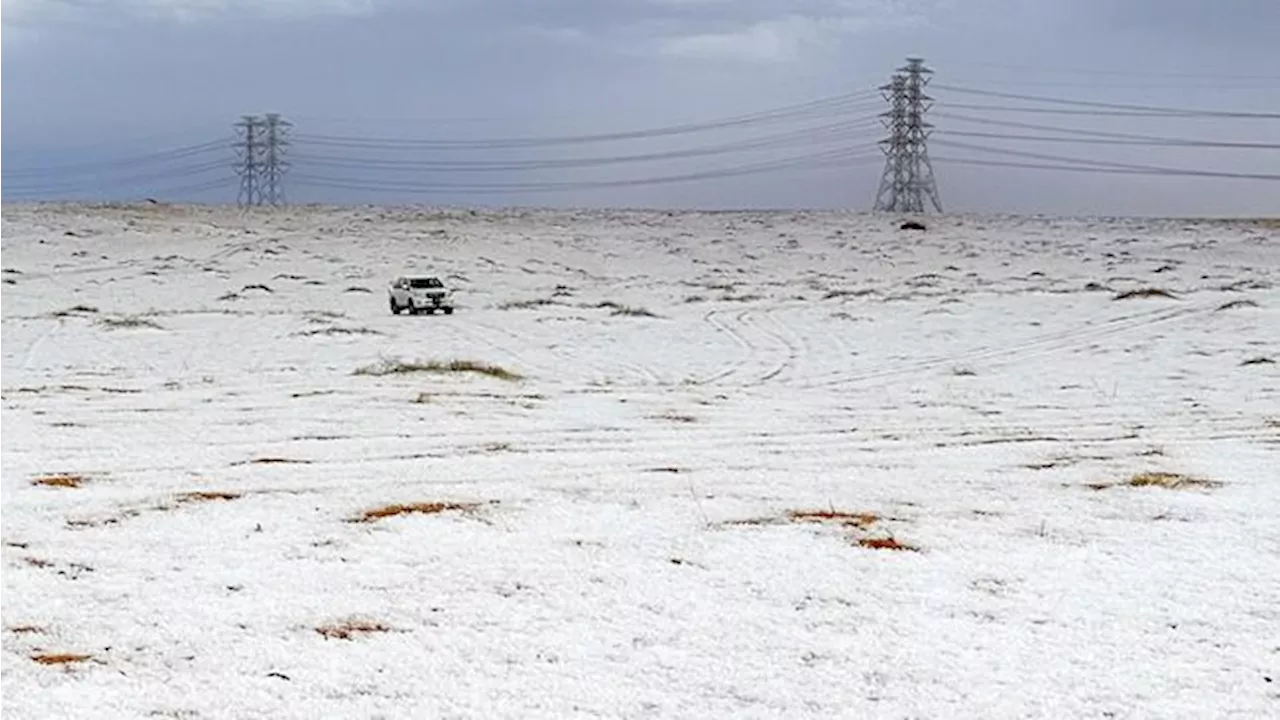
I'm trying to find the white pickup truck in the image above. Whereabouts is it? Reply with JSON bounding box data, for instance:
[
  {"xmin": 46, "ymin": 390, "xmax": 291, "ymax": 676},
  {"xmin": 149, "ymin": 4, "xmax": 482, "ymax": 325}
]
[{"xmin": 389, "ymin": 275, "xmax": 455, "ymax": 315}]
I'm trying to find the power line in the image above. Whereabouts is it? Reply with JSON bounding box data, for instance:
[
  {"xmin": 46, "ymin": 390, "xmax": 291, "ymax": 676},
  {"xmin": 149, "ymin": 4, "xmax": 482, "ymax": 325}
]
[
  {"xmin": 289, "ymin": 118, "xmax": 884, "ymax": 173},
  {"xmin": 937, "ymin": 129, "xmax": 1280, "ymax": 150},
  {"xmin": 932, "ymin": 156, "xmax": 1280, "ymax": 181},
  {"xmin": 931, "ymin": 139, "xmax": 1280, "ymax": 180},
  {"xmin": 933, "ymin": 84, "xmax": 1280, "ymax": 119},
  {"xmin": 290, "ymin": 147, "xmax": 881, "ymax": 195},
  {"xmin": 949, "ymin": 61, "xmax": 1280, "ymax": 82},
  {"xmin": 2, "ymin": 140, "xmax": 230, "ymax": 178},
  {"xmin": 291, "ymin": 91, "xmax": 882, "ymax": 150}
]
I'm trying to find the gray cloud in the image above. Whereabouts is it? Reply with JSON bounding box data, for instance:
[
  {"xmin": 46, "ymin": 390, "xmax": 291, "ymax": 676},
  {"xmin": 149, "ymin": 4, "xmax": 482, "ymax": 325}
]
[{"xmin": 3, "ymin": 0, "xmax": 1278, "ymax": 215}]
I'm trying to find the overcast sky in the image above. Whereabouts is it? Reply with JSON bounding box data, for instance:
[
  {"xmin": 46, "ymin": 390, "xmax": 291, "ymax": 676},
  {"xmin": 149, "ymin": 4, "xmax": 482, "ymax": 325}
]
[{"xmin": 3, "ymin": 0, "xmax": 1279, "ymax": 215}]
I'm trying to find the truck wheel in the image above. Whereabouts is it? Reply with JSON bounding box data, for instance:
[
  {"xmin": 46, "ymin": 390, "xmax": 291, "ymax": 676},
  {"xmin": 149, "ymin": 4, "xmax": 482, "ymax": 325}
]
[
  {"xmin": 390, "ymin": 299, "xmax": 402, "ymax": 315},
  {"xmin": 426, "ymin": 307, "xmax": 436, "ymax": 315},
  {"xmin": 443, "ymin": 307, "xmax": 454, "ymax": 315}
]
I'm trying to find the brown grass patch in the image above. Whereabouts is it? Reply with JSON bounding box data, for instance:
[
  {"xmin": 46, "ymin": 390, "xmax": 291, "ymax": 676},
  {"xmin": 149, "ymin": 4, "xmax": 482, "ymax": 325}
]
[
  {"xmin": 653, "ymin": 412, "xmax": 698, "ymax": 424},
  {"xmin": 176, "ymin": 491, "xmax": 242, "ymax": 503},
  {"xmin": 32, "ymin": 474, "xmax": 86, "ymax": 488},
  {"xmin": 31, "ymin": 653, "xmax": 93, "ymax": 666},
  {"xmin": 315, "ymin": 618, "xmax": 391, "ymax": 640},
  {"xmin": 857, "ymin": 537, "xmax": 918, "ymax": 551},
  {"xmin": 352, "ymin": 501, "xmax": 480, "ymax": 523},
  {"xmin": 7, "ymin": 625, "xmax": 45, "ymax": 635},
  {"xmin": 1113, "ymin": 288, "xmax": 1178, "ymax": 300}
]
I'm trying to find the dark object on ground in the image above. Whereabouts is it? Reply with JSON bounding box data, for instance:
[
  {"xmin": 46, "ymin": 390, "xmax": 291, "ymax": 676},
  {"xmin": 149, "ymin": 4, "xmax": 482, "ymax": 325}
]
[{"xmin": 900, "ymin": 221, "xmax": 927, "ymax": 231}]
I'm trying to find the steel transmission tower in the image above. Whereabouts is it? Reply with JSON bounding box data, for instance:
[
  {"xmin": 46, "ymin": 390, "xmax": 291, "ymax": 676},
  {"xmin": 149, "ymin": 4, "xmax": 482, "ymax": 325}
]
[
  {"xmin": 234, "ymin": 115, "xmax": 261, "ymax": 208},
  {"xmin": 261, "ymin": 113, "xmax": 292, "ymax": 207},
  {"xmin": 234, "ymin": 114, "xmax": 291, "ymax": 207},
  {"xmin": 873, "ymin": 58, "xmax": 942, "ymax": 213}
]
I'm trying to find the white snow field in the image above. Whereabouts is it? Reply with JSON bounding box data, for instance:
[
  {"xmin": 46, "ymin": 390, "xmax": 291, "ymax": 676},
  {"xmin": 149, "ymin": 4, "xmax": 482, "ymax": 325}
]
[{"xmin": 2, "ymin": 203, "xmax": 1278, "ymax": 719}]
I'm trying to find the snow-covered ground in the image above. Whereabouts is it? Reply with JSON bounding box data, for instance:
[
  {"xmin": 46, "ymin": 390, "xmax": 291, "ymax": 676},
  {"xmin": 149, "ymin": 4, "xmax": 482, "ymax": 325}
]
[{"xmin": 2, "ymin": 203, "xmax": 1278, "ymax": 719}]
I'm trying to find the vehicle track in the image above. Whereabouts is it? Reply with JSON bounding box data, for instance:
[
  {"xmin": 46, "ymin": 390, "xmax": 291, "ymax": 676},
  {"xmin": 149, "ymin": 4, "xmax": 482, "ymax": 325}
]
[{"xmin": 793, "ymin": 303, "xmax": 1210, "ymax": 391}]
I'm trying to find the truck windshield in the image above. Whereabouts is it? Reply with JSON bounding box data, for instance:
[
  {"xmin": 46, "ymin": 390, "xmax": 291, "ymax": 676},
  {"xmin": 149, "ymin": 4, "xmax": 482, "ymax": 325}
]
[{"xmin": 408, "ymin": 278, "xmax": 443, "ymax": 288}]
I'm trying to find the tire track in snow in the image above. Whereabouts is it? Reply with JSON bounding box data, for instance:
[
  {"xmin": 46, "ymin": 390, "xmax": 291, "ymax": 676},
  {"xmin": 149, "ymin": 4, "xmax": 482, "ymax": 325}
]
[{"xmin": 795, "ymin": 303, "xmax": 1209, "ymax": 391}]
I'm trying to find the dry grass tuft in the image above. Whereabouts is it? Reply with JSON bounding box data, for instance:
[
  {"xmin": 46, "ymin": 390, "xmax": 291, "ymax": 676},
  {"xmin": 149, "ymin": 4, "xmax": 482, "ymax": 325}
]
[
  {"xmin": 352, "ymin": 501, "xmax": 481, "ymax": 523},
  {"xmin": 316, "ymin": 618, "xmax": 391, "ymax": 640},
  {"xmin": 787, "ymin": 509, "xmax": 879, "ymax": 529},
  {"xmin": 244, "ymin": 457, "xmax": 312, "ymax": 465},
  {"xmin": 31, "ymin": 653, "xmax": 93, "ymax": 666},
  {"xmin": 1241, "ymin": 356, "xmax": 1275, "ymax": 366},
  {"xmin": 52, "ymin": 304, "xmax": 100, "ymax": 317},
  {"xmin": 32, "ymin": 474, "xmax": 86, "ymax": 488},
  {"xmin": 293, "ymin": 326, "xmax": 384, "ymax": 337},
  {"xmin": 1216, "ymin": 299, "xmax": 1259, "ymax": 312},
  {"xmin": 355, "ymin": 358, "xmax": 523, "ymax": 381},
  {"xmin": 7, "ymin": 625, "xmax": 45, "ymax": 635},
  {"xmin": 499, "ymin": 298, "xmax": 559, "ymax": 310},
  {"xmin": 176, "ymin": 490, "xmax": 242, "ymax": 503},
  {"xmin": 596, "ymin": 301, "xmax": 660, "ymax": 317},
  {"xmin": 1126, "ymin": 471, "xmax": 1221, "ymax": 489},
  {"xmin": 857, "ymin": 536, "xmax": 919, "ymax": 551},
  {"xmin": 97, "ymin": 315, "xmax": 164, "ymax": 330},
  {"xmin": 653, "ymin": 412, "xmax": 698, "ymax": 424},
  {"xmin": 1089, "ymin": 471, "xmax": 1222, "ymax": 491},
  {"xmin": 1113, "ymin": 288, "xmax": 1178, "ymax": 301}
]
